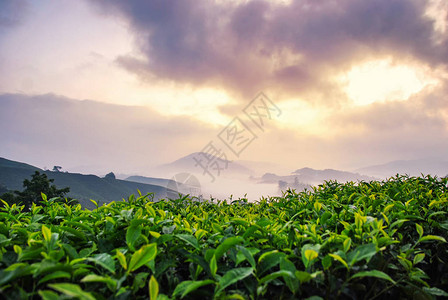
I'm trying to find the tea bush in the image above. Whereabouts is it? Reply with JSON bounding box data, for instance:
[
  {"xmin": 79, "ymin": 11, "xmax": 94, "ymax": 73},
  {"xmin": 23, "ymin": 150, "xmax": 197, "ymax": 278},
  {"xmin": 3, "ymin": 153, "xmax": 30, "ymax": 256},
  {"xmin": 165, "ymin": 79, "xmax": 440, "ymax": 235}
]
[{"xmin": 0, "ymin": 175, "xmax": 447, "ymax": 299}]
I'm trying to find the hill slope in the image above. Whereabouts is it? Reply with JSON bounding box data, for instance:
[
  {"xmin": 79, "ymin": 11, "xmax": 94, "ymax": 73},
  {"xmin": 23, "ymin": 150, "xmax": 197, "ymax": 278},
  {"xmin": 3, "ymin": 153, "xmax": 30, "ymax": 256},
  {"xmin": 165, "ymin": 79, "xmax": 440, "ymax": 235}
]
[
  {"xmin": 0, "ymin": 157, "xmax": 172, "ymax": 208},
  {"xmin": 0, "ymin": 157, "xmax": 42, "ymax": 191}
]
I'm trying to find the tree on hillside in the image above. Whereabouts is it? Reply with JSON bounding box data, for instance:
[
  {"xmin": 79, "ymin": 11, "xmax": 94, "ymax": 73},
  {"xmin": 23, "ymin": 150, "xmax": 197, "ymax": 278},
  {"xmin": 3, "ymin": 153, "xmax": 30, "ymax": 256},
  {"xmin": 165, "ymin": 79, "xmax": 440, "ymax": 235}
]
[
  {"xmin": 0, "ymin": 183, "xmax": 8, "ymax": 195},
  {"xmin": 52, "ymin": 166, "xmax": 62, "ymax": 172},
  {"xmin": 12, "ymin": 171, "xmax": 72, "ymax": 208}
]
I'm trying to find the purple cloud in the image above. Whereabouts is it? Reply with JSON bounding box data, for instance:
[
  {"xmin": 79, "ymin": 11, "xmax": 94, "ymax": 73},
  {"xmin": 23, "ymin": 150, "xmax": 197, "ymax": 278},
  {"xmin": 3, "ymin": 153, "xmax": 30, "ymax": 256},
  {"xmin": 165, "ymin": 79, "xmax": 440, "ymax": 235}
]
[
  {"xmin": 88, "ymin": 0, "xmax": 448, "ymax": 101},
  {"xmin": 0, "ymin": 0, "xmax": 28, "ymax": 28}
]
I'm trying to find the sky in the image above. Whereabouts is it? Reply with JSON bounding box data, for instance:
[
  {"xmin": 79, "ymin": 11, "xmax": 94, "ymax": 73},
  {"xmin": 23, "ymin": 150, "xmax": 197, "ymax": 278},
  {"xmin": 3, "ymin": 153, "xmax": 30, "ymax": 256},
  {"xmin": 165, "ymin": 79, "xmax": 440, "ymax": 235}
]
[{"xmin": 1, "ymin": 0, "xmax": 448, "ymax": 182}]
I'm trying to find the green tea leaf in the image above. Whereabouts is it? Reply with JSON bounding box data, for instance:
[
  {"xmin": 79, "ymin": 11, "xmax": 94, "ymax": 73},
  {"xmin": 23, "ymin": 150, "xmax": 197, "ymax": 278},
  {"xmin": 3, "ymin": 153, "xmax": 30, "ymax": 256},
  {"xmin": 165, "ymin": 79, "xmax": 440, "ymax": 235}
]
[
  {"xmin": 258, "ymin": 250, "xmax": 285, "ymax": 275},
  {"xmin": 390, "ymin": 219, "xmax": 409, "ymax": 229},
  {"xmin": 87, "ymin": 253, "xmax": 116, "ymax": 274},
  {"xmin": 60, "ymin": 225, "xmax": 87, "ymax": 240},
  {"xmin": 38, "ymin": 271, "xmax": 71, "ymax": 285},
  {"xmin": 128, "ymin": 243, "xmax": 157, "ymax": 273},
  {"xmin": 173, "ymin": 280, "xmax": 215, "ymax": 298},
  {"xmin": 301, "ymin": 244, "xmax": 320, "ymax": 269},
  {"xmin": 413, "ymin": 253, "xmax": 425, "ymax": 265},
  {"xmin": 210, "ymin": 255, "xmax": 217, "ymax": 277},
  {"xmin": 343, "ymin": 238, "xmax": 351, "ymax": 253},
  {"xmin": 126, "ymin": 225, "xmax": 142, "ymax": 251},
  {"xmin": 48, "ymin": 283, "xmax": 95, "ymax": 300},
  {"xmin": 295, "ymin": 271, "xmax": 312, "ymax": 283},
  {"xmin": 81, "ymin": 274, "xmax": 117, "ymax": 291},
  {"xmin": 259, "ymin": 270, "xmax": 295, "ymax": 285},
  {"xmin": 116, "ymin": 249, "xmax": 127, "ymax": 270},
  {"xmin": 321, "ymin": 255, "xmax": 332, "ymax": 270},
  {"xmin": 415, "ymin": 223, "xmax": 424, "ymax": 238},
  {"xmin": 347, "ymin": 243, "xmax": 377, "ymax": 266},
  {"xmin": 350, "ymin": 270, "xmax": 395, "ymax": 284},
  {"xmin": 422, "ymin": 287, "xmax": 448, "ymax": 297},
  {"xmin": 42, "ymin": 225, "xmax": 51, "ymax": 242},
  {"xmin": 305, "ymin": 250, "xmax": 318, "ymax": 262},
  {"xmin": 280, "ymin": 258, "xmax": 299, "ymax": 294},
  {"xmin": 329, "ymin": 253, "xmax": 349, "ymax": 269},
  {"xmin": 175, "ymin": 234, "xmax": 200, "ymax": 250},
  {"xmin": 418, "ymin": 235, "xmax": 446, "ymax": 243},
  {"xmin": 216, "ymin": 267, "xmax": 253, "ymax": 295},
  {"xmin": 149, "ymin": 275, "xmax": 159, "ymax": 300},
  {"xmin": 215, "ymin": 237, "xmax": 244, "ymax": 260},
  {"xmin": 236, "ymin": 245, "xmax": 256, "ymax": 269},
  {"xmin": 38, "ymin": 290, "xmax": 59, "ymax": 300}
]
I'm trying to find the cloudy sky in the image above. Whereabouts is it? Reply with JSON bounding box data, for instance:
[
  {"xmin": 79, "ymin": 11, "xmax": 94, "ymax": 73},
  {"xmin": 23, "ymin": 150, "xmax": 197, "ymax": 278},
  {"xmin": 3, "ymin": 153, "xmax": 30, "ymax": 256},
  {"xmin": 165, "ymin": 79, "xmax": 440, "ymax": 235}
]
[{"xmin": 1, "ymin": 0, "xmax": 448, "ymax": 177}]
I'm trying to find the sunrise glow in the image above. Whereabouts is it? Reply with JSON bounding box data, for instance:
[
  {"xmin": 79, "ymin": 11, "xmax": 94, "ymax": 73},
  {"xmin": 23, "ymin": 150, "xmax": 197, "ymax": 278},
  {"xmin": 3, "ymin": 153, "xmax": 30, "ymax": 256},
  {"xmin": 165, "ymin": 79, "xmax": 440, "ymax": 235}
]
[{"xmin": 342, "ymin": 59, "xmax": 438, "ymax": 106}]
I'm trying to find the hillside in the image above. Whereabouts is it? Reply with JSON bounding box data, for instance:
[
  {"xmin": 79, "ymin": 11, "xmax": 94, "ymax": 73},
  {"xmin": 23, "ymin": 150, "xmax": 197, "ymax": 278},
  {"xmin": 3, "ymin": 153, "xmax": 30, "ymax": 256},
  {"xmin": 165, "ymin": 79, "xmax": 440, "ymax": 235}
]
[
  {"xmin": 0, "ymin": 157, "xmax": 42, "ymax": 190},
  {"xmin": 0, "ymin": 157, "xmax": 172, "ymax": 208}
]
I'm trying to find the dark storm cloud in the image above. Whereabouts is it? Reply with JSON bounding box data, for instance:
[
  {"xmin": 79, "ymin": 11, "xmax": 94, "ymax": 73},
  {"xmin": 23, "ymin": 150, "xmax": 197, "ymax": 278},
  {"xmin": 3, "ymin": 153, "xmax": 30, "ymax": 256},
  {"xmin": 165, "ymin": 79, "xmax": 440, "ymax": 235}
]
[
  {"xmin": 89, "ymin": 0, "xmax": 448, "ymax": 100},
  {"xmin": 0, "ymin": 0, "xmax": 28, "ymax": 28}
]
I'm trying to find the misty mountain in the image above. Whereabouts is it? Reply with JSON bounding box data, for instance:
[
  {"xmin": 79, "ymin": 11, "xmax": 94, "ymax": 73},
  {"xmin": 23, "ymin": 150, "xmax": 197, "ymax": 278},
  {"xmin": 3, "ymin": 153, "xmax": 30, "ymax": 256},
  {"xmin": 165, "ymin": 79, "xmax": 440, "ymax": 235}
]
[
  {"xmin": 237, "ymin": 159, "xmax": 290, "ymax": 176},
  {"xmin": 155, "ymin": 152, "xmax": 254, "ymax": 177},
  {"xmin": 260, "ymin": 167, "xmax": 376, "ymax": 186},
  {"xmin": 124, "ymin": 175, "xmax": 175, "ymax": 188},
  {"xmin": 356, "ymin": 158, "xmax": 448, "ymax": 178},
  {"xmin": 0, "ymin": 157, "xmax": 173, "ymax": 209}
]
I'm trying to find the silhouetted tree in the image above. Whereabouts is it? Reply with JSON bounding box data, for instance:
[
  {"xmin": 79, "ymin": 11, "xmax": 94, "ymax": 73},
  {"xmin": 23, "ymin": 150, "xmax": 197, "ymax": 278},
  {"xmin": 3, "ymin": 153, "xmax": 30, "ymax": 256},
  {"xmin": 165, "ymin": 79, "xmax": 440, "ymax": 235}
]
[
  {"xmin": 52, "ymin": 166, "xmax": 62, "ymax": 172},
  {"xmin": 14, "ymin": 171, "xmax": 71, "ymax": 208},
  {"xmin": 0, "ymin": 183, "xmax": 8, "ymax": 195},
  {"xmin": 0, "ymin": 192, "xmax": 18, "ymax": 206},
  {"xmin": 0, "ymin": 183, "xmax": 17, "ymax": 206}
]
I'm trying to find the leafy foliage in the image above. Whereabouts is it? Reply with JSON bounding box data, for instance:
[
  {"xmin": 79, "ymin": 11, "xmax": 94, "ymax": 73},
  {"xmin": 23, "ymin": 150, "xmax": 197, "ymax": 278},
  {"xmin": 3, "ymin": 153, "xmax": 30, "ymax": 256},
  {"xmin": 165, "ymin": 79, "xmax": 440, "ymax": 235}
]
[
  {"xmin": 1, "ymin": 171, "xmax": 75, "ymax": 209},
  {"xmin": 0, "ymin": 175, "xmax": 447, "ymax": 299},
  {"xmin": 0, "ymin": 183, "xmax": 8, "ymax": 195}
]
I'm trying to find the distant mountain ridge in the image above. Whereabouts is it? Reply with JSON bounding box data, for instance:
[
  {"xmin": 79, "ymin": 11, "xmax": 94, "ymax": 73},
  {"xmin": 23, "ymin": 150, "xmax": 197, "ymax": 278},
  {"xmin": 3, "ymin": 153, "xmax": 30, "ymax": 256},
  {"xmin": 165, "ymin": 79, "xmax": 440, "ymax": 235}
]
[
  {"xmin": 0, "ymin": 157, "xmax": 173, "ymax": 209},
  {"xmin": 124, "ymin": 175, "xmax": 175, "ymax": 188},
  {"xmin": 260, "ymin": 167, "xmax": 376, "ymax": 186},
  {"xmin": 356, "ymin": 159, "xmax": 448, "ymax": 178},
  {"xmin": 155, "ymin": 152, "xmax": 254, "ymax": 177}
]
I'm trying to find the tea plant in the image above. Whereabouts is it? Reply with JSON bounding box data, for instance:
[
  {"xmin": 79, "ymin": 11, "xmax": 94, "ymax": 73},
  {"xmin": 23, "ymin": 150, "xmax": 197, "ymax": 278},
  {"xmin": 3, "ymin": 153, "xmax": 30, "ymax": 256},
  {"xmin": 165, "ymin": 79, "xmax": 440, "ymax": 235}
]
[{"xmin": 0, "ymin": 175, "xmax": 447, "ymax": 299}]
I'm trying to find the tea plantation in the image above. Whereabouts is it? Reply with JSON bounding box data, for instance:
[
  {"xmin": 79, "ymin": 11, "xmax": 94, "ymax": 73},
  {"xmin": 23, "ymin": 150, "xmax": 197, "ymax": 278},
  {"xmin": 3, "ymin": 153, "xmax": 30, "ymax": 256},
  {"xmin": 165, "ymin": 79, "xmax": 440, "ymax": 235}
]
[{"xmin": 0, "ymin": 175, "xmax": 447, "ymax": 299}]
